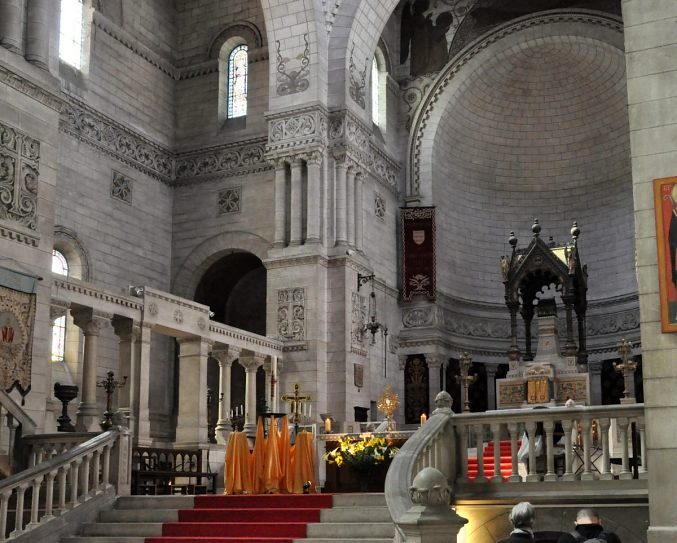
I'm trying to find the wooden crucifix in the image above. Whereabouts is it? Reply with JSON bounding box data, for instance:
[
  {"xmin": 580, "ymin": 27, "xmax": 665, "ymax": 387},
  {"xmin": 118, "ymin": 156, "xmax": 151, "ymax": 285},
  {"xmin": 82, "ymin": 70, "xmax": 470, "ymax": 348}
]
[{"xmin": 281, "ymin": 383, "xmax": 312, "ymax": 424}]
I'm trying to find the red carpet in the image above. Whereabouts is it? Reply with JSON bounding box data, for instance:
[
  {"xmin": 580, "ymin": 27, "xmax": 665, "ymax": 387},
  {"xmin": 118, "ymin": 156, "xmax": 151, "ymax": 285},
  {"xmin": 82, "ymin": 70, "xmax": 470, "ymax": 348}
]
[
  {"xmin": 468, "ymin": 440, "xmax": 516, "ymax": 481},
  {"xmin": 144, "ymin": 494, "xmax": 333, "ymax": 543}
]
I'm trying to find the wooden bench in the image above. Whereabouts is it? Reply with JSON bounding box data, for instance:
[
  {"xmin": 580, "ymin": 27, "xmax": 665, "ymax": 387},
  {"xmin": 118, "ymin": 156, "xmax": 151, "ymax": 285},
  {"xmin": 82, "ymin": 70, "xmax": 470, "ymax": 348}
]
[{"xmin": 131, "ymin": 447, "xmax": 217, "ymax": 495}]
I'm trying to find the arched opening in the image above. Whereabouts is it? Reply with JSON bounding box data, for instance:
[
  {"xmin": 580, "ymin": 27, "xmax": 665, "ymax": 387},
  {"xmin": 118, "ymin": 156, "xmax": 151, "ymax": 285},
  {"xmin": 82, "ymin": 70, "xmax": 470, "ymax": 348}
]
[{"xmin": 195, "ymin": 251, "xmax": 267, "ymax": 433}]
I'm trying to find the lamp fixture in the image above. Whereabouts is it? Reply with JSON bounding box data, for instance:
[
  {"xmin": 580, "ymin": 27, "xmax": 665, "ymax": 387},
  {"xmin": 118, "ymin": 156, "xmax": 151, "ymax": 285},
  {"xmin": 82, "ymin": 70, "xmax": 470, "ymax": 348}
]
[{"xmin": 358, "ymin": 273, "xmax": 389, "ymax": 376}]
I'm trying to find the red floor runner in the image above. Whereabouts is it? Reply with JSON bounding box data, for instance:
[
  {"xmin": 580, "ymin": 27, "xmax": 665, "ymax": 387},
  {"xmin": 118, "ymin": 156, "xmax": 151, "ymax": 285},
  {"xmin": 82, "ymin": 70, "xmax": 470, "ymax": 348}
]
[
  {"xmin": 468, "ymin": 440, "xmax": 518, "ymax": 480},
  {"xmin": 144, "ymin": 494, "xmax": 333, "ymax": 543}
]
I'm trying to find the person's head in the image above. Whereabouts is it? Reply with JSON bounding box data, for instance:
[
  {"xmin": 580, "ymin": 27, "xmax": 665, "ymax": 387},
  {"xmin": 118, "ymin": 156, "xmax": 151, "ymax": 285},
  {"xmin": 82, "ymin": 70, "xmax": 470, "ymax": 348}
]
[
  {"xmin": 576, "ymin": 508, "xmax": 601, "ymax": 526},
  {"xmin": 509, "ymin": 502, "xmax": 535, "ymax": 530}
]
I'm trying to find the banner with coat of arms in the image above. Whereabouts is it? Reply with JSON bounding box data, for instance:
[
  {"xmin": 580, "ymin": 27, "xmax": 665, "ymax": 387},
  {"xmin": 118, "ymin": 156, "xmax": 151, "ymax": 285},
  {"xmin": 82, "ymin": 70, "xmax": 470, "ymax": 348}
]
[
  {"xmin": 0, "ymin": 285, "xmax": 36, "ymax": 398},
  {"xmin": 401, "ymin": 206, "xmax": 436, "ymax": 300}
]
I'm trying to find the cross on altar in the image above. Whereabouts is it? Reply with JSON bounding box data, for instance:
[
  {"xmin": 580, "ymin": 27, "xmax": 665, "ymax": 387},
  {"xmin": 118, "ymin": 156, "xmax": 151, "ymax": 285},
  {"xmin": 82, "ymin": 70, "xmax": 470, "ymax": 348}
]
[{"xmin": 282, "ymin": 383, "xmax": 312, "ymax": 424}]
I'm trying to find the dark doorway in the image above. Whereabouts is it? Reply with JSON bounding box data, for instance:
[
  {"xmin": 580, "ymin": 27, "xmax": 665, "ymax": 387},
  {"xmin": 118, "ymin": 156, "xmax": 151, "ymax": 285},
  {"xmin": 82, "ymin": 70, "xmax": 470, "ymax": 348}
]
[
  {"xmin": 445, "ymin": 359, "xmax": 488, "ymax": 413},
  {"xmin": 404, "ymin": 355, "xmax": 429, "ymax": 424}
]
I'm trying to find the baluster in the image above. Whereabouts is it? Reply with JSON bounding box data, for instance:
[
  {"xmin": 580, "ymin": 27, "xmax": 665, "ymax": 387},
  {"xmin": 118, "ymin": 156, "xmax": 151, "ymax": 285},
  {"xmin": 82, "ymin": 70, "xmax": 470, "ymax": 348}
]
[
  {"xmin": 507, "ymin": 422, "xmax": 520, "ymax": 483},
  {"xmin": 561, "ymin": 418, "xmax": 575, "ymax": 481},
  {"xmin": 426, "ymin": 444, "xmax": 433, "ymax": 468},
  {"xmin": 6, "ymin": 416, "xmax": 16, "ymax": 471},
  {"xmin": 81, "ymin": 455, "xmax": 91, "ymax": 501},
  {"xmin": 10, "ymin": 484, "xmax": 27, "ymax": 537},
  {"xmin": 0, "ymin": 490, "xmax": 11, "ymax": 541},
  {"xmin": 599, "ymin": 418, "xmax": 612, "ymax": 480},
  {"xmin": 433, "ymin": 436, "xmax": 441, "ymax": 471},
  {"xmin": 638, "ymin": 419, "xmax": 647, "ymax": 478},
  {"xmin": 543, "ymin": 419, "xmax": 557, "ymax": 482},
  {"xmin": 580, "ymin": 418, "xmax": 593, "ymax": 481},
  {"xmin": 525, "ymin": 420, "xmax": 539, "ymax": 482},
  {"xmin": 44, "ymin": 470, "xmax": 57, "ymax": 520},
  {"xmin": 618, "ymin": 417, "xmax": 632, "ymax": 480},
  {"xmin": 474, "ymin": 423, "xmax": 487, "ymax": 483},
  {"xmin": 102, "ymin": 444, "xmax": 111, "ymax": 489},
  {"xmin": 458, "ymin": 424, "xmax": 469, "ymax": 482},
  {"xmin": 70, "ymin": 460, "xmax": 81, "ymax": 508},
  {"xmin": 58, "ymin": 465, "xmax": 69, "ymax": 513},
  {"xmin": 91, "ymin": 450, "xmax": 101, "ymax": 495},
  {"xmin": 491, "ymin": 423, "xmax": 502, "ymax": 483},
  {"xmin": 27, "ymin": 475, "xmax": 43, "ymax": 528}
]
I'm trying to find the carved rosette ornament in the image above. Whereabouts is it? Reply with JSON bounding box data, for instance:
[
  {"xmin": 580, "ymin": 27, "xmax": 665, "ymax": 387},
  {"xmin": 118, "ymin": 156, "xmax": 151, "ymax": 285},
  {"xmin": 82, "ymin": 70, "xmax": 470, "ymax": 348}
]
[{"xmin": 277, "ymin": 288, "xmax": 305, "ymax": 340}]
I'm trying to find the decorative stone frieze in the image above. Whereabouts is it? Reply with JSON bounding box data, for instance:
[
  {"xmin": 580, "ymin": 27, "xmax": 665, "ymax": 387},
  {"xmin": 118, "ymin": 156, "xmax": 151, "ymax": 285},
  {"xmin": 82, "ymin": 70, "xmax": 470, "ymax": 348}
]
[
  {"xmin": 111, "ymin": 171, "xmax": 133, "ymax": 205},
  {"xmin": 0, "ymin": 64, "xmax": 64, "ymax": 113},
  {"xmin": 0, "ymin": 121, "xmax": 40, "ymax": 238},
  {"xmin": 276, "ymin": 34, "xmax": 310, "ymax": 96},
  {"xmin": 266, "ymin": 107, "xmax": 328, "ymax": 158},
  {"xmin": 277, "ymin": 287, "xmax": 305, "ymax": 341},
  {"xmin": 60, "ymin": 99, "xmax": 174, "ymax": 184},
  {"xmin": 218, "ymin": 186, "xmax": 241, "ymax": 215}
]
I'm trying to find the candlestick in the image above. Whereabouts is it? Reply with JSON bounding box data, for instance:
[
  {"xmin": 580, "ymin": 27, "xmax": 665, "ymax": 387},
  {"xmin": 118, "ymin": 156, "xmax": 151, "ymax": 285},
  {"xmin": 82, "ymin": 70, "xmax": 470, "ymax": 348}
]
[{"xmin": 420, "ymin": 413, "xmax": 427, "ymax": 426}]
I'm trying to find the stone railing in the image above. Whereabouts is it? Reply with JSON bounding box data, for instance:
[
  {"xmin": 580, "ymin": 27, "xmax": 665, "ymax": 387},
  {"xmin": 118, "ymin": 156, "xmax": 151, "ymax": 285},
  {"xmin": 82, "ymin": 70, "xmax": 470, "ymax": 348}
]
[
  {"xmin": 22, "ymin": 433, "xmax": 97, "ymax": 468},
  {"xmin": 0, "ymin": 428, "xmax": 130, "ymax": 541},
  {"xmin": 385, "ymin": 395, "xmax": 646, "ymax": 542}
]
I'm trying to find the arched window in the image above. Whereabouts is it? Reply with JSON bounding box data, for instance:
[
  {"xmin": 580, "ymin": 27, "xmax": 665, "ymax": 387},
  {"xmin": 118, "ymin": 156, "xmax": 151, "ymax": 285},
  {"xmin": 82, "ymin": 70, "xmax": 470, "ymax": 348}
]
[
  {"xmin": 227, "ymin": 45, "xmax": 249, "ymax": 119},
  {"xmin": 372, "ymin": 57, "xmax": 380, "ymax": 127},
  {"xmin": 59, "ymin": 0, "xmax": 84, "ymax": 69},
  {"xmin": 51, "ymin": 250, "xmax": 69, "ymax": 363}
]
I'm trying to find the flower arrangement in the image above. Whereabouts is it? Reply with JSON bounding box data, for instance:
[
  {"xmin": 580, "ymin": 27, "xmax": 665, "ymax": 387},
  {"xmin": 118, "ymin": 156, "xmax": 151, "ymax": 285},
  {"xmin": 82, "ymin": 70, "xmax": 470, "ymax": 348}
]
[{"xmin": 323, "ymin": 434, "xmax": 399, "ymax": 472}]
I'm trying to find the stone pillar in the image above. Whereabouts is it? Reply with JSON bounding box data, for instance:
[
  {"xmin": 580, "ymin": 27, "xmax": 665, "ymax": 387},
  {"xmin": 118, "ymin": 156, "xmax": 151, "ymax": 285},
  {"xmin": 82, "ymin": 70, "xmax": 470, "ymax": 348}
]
[
  {"xmin": 175, "ymin": 337, "xmax": 212, "ymax": 448},
  {"xmin": 0, "ymin": 0, "xmax": 24, "ymax": 53},
  {"xmin": 212, "ymin": 346, "xmax": 240, "ymax": 445},
  {"xmin": 355, "ymin": 172, "xmax": 364, "ymax": 251},
  {"xmin": 71, "ymin": 308, "xmax": 110, "ymax": 432},
  {"xmin": 290, "ymin": 157, "xmax": 304, "ymax": 245},
  {"xmin": 241, "ymin": 353, "xmax": 265, "ymax": 437},
  {"xmin": 273, "ymin": 159, "xmax": 287, "ymax": 248},
  {"xmin": 25, "ymin": 0, "xmax": 50, "ymax": 69},
  {"xmin": 306, "ymin": 152, "xmax": 322, "ymax": 244},
  {"xmin": 346, "ymin": 166, "xmax": 356, "ymax": 247},
  {"xmin": 134, "ymin": 322, "xmax": 152, "ymax": 446},
  {"xmin": 588, "ymin": 360, "xmax": 603, "ymax": 406},
  {"xmin": 486, "ymin": 364, "xmax": 498, "ymax": 411},
  {"xmin": 427, "ymin": 357, "xmax": 442, "ymax": 415},
  {"xmin": 111, "ymin": 317, "xmax": 139, "ymax": 436},
  {"xmin": 335, "ymin": 158, "xmax": 347, "ymax": 245},
  {"xmin": 270, "ymin": 355, "xmax": 280, "ymax": 412}
]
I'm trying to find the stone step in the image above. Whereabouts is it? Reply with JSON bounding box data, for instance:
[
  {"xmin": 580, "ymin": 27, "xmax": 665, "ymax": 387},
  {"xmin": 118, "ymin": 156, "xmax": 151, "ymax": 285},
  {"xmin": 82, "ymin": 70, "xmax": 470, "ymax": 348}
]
[
  {"xmin": 307, "ymin": 521, "xmax": 395, "ymax": 538},
  {"xmin": 331, "ymin": 493, "xmax": 387, "ymax": 507},
  {"xmin": 81, "ymin": 522, "xmax": 163, "ymax": 537},
  {"xmin": 320, "ymin": 505, "xmax": 391, "ymax": 523},
  {"xmin": 114, "ymin": 496, "xmax": 193, "ymax": 509},
  {"xmin": 99, "ymin": 508, "xmax": 179, "ymax": 523},
  {"xmin": 62, "ymin": 538, "xmax": 147, "ymax": 543}
]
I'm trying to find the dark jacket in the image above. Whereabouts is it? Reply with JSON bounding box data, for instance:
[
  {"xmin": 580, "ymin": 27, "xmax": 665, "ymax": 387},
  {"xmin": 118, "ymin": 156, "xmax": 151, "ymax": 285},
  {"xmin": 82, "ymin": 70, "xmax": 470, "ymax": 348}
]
[
  {"xmin": 498, "ymin": 531, "xmax": 534, "ymax": 543},
  {"xmin": 557, "ymin": 524, "xmax": 621, "ymax": 543}
]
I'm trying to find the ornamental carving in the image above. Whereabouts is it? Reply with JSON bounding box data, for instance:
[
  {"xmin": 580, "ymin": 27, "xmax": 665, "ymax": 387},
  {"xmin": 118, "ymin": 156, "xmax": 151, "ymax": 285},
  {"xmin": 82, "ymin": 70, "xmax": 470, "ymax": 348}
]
[
  {"xmin": 173, "ymin": 309, "xmax": 183, "ymax": 324},
  {"xmin": 276, "ymin": 34, "xmax": 310, "ymax": 96},
  {"xmin": 111, "ymin": 171, "xmax": 133, "ymax": 205},
  {"xmin": 60, "ymin": 100, "xmax": 173, "ymax": 183},
  {"xmin": 218, "ymin": 186, "xmax": 241, "ymax": 215},
  {"xmin": 351, "ymin": 291, "xmax": 366, "ymax": 347},
  {"xmin": 0, "ymin": 122, "xmax": 40, "ymax": 231},
  {"xmin": 375, "ymin": 193, "xmax": 386, "ymax": 220},
  {"xmin": 348, "ymin": 43, "xmax": 368, "ymax": 109},
  {"xmin": 277, "ymin": 288, "xmax": 305, "ymax": 340},
  {"xmin": 402, "ymin": 306, "xmax": 436, "ymax": 328},
  {"xmin": 270, "ymin": 115, "xmax": 317, "ymax": 143},
  {"xmin": 174, "ymin": 140, "xmax": 267, "ymax": 183}
]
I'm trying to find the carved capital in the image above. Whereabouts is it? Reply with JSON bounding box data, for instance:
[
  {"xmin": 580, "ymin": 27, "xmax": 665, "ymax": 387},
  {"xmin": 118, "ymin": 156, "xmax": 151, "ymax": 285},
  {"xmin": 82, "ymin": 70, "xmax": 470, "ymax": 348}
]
[
  {"xmin": 212, "ymin": 346, "xmax": 241, "ymax": 366},
  {"xmin": 50, "ymin": 299, "xmax": 70, "ymax": 323},
  {"xmin": 111, "ymin": 316, "xmax": 139, "ymax": 340},
  {"xmin": 240, "ymin": 353, "xmax": 266, "ymax": 371},
  {"xmin": 71, "ymin": 308, "xmax": 111, "ymax": 336}
]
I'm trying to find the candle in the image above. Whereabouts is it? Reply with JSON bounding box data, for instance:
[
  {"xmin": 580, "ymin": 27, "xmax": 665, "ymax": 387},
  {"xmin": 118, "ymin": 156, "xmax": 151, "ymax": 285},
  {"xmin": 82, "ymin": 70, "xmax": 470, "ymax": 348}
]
[
  {"xmin": 324, "ymin": 418, "xmax": 331, "ymax": 433},
  {"xmin": 420, "ymin": 413, "xmax": 427, "ymax": 426},
  {"xmin": 308, "ymin": 404, "xmax": 312, "ymax": 419}
]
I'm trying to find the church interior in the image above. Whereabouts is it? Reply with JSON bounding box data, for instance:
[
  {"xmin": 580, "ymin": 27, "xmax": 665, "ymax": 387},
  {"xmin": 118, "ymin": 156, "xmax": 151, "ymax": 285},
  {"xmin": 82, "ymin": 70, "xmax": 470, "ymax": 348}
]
[{"xmin": 0, "ymin": 0, "xmax": 674, "ymax": 542}]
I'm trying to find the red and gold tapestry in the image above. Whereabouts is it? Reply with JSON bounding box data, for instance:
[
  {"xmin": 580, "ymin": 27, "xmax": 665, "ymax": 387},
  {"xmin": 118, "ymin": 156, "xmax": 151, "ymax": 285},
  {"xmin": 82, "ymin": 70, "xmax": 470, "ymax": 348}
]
[
  {"xmin": 0, "ymin": 285, "xmax": 35, "ymax": 397},
  {"xmin": 401, "ymin": 206, "xmax": 436, "ymax": 300}
]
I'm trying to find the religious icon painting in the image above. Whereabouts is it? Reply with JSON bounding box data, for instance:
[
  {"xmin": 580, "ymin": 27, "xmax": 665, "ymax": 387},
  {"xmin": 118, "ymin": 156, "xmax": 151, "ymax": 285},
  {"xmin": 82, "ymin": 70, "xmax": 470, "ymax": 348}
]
[{"xmin": 653, "ymin": 176, "xmax": 677, "ymax": 332}]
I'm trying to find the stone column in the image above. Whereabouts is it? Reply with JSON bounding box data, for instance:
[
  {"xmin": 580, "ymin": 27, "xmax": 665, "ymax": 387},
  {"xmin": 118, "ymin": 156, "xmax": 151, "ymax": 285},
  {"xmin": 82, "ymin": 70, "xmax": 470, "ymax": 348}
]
[
  {"xmin": 270, "ymin": 355, "xmax": 280, "ymax": 412},
  {"xmin": 588, "ymin": 360, "xmax": 603, "ymax": 406},
  {"xmin": 335, "ymin": 158, "xmax": 347, "ymax": 245},
  {"xmin": 306, "ymin": 152, "xmax": 322, "ymax": 244},
  {"xmin": 71, "ymin": 308, "xmax": 110, "ymax": 432},
  {"xmin": 346, "ymin": 166, "xmax": 356, "ymax": 247},
  {"xmin": 134, "ymin": 322, "xmax": 152, "ymax": 446},
  {"xmin": 486, "ymin": 364, "xmax": 498, "ymax": 411},
  {"xmin": 0, "ymin": 0, "xmax": 24, "ymax": 53},
  {"xmin": 212, "ymin": 346, "xmax": 240, "ymax": 445},
  {"xmin": 111, "ymin": 317, "xmax": 139, "ymax": 436},
  {"xmin": 290, "ymin": 157, "xmax": 304, "ymax": 245},
  {"xmin": 427, "ymin": 356, "xmax": 442, "ymax": 415},
  {"xmin": 241, "ymin": 352, "xmax": 265, "ymax": 437},
  {"xmin": 175, "ymin": 337, "xmax": 212, "ymax": 448},
  {"xmin": 25, "ymin": 0, "xmax": 50, "ymax": 69},
  {"xmin": 355, "ymin": 172, "xmax": 364, "ymax": 251},
  {"xmin": 273, "ymin": 159, "xmax": 287, "ymax": 248}
]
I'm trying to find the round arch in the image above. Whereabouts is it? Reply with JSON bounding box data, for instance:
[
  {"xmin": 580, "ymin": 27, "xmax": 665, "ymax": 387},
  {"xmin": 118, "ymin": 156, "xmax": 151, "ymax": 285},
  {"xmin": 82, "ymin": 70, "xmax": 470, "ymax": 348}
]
[{"xmin": 53, "ymin": 225, "xmax": 92, "ymax": 281}]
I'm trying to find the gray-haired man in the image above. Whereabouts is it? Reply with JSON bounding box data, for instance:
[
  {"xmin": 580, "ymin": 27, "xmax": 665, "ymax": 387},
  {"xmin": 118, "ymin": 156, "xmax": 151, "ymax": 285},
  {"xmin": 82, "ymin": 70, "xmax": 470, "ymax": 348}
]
[{"xmin": 498, "ymin": 502, "xmax": 536, "ymax": 542}]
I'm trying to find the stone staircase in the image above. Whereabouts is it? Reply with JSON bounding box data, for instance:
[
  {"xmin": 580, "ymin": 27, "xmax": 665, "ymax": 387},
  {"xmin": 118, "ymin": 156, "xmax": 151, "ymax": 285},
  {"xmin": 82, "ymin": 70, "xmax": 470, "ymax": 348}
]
[{"xmin": 60, "ymin": 493, "xmax": 394, "ymax": 543}]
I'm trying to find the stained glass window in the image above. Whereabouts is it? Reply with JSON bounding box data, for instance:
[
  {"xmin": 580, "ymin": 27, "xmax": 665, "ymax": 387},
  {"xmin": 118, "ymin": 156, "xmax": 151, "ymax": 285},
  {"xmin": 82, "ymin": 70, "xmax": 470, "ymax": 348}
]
[
  {"xmin": 372, "ymin": 57, "xmax": 380, "ymax": 126},
  {"xmin": 51, "ymin": 250, "xmax": 69, "ymax": 363},
  {"xmin": 59, "ymin": 0, "xmax": 84, "ymax": 69},
  {"xmin": 227, "ymin": 45, "xmax": 248, "ymax": 119}
]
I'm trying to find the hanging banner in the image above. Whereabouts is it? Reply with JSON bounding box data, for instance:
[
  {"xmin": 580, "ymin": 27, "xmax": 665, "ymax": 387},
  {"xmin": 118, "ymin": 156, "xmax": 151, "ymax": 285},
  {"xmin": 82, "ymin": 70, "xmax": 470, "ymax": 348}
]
[
  {"xmin": 0, "ymin": 285, "xmax": 36, "ymax": 398},
  {"xmin": 401, "ymin": 206, "xmax": 436, "ymax": 300}
]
